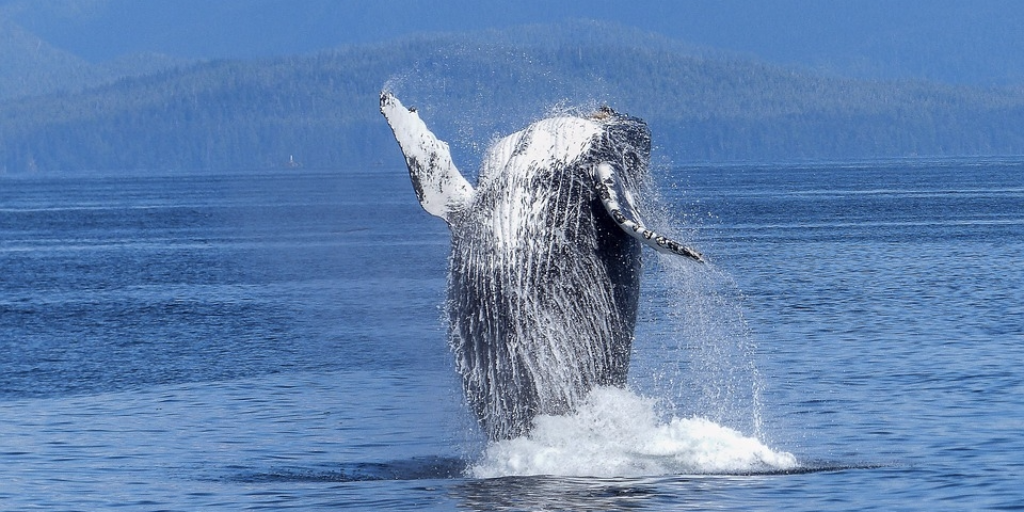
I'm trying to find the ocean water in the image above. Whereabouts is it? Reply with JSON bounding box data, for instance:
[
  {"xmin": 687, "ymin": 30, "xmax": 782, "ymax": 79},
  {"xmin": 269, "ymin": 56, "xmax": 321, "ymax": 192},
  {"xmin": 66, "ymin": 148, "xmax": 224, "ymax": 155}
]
[{"xmin": 1, "ymin": 159, "xmax": 1022, "ymax": 510}]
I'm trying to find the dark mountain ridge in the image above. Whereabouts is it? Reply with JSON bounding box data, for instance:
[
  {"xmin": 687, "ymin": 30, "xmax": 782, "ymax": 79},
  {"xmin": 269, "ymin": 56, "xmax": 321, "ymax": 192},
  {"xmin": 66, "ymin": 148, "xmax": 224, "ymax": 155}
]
[
  {"xmin": 6, "ymin": 0, "xmax": 1024, "ymax": 86},
  {"xmin": 3, "ymin": 22, "xmax": 1024, "ymax": 174}
]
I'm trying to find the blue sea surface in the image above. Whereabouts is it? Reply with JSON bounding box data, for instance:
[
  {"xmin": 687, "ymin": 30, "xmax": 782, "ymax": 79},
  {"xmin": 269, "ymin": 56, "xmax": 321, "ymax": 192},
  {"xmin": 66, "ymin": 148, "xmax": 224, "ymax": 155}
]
[{"xmin": 1, "ymin": 160, "xmax": 1022, "ymax": 510}]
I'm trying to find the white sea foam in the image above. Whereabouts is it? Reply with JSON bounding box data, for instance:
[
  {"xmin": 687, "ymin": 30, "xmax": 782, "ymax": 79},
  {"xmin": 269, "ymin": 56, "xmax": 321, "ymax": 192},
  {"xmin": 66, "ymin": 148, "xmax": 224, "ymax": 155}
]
[{"xmin": 468, "ymin": 386, "xmax": 798, "ymax": 478}]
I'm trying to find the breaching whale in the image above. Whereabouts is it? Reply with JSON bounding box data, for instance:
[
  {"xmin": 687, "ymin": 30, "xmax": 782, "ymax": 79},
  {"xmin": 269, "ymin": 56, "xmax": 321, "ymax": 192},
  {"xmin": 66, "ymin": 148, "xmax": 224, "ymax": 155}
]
[{"xmin": 380, "ymin": 92, "xmax": 703, "ymax": 440}]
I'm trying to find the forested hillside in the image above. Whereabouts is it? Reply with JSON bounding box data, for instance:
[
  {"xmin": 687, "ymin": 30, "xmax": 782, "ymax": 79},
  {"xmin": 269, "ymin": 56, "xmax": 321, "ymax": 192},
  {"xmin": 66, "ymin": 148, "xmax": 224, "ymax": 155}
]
[{"xmin": 3, "ymin": 22, "xmax": 1024, "ymax": 174}]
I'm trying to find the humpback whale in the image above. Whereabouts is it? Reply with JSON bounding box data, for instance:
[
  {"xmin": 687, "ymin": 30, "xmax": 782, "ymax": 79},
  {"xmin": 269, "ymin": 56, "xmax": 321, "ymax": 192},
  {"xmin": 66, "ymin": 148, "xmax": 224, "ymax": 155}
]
[{"xmin": 380, "ymin": 92, "xmax": 703, "ymax": 440}]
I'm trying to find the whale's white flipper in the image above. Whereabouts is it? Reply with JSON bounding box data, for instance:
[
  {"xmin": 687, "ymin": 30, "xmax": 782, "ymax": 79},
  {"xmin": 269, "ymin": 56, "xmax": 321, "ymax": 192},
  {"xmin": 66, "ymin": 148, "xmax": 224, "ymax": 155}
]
[
  {"xmin": 380, "ymin": 92, "xmax": 474, "ymax": 223},
  {"xmin": 593, "ymin": 162, "xmax": 704, "ymax": 262}
]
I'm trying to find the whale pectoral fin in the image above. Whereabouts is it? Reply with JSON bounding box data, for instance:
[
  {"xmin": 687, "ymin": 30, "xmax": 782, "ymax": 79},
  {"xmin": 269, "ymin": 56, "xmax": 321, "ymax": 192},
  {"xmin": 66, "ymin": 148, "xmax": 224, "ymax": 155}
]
[
  {"xmin": 380, "ymin": 91, "xmax": 474, "ymax": 223},
  {"xmin": 592, "ymin": 162, "xmax": 705, "ymax": 263}
]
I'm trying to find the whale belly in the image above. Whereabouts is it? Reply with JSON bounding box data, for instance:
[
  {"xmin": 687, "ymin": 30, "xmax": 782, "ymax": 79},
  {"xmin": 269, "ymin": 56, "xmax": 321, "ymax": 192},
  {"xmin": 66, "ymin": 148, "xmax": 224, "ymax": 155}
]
[{"xmin": 447, "ymin": 166, "xmax": 641, "ymax": 440}]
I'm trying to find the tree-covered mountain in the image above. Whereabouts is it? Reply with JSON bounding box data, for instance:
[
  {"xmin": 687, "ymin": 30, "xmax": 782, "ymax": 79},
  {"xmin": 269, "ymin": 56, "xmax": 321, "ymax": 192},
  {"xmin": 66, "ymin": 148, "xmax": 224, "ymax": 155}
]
[{"xmin": 3, "ymin": 22, "xmax": 1024, "ymax": 174}]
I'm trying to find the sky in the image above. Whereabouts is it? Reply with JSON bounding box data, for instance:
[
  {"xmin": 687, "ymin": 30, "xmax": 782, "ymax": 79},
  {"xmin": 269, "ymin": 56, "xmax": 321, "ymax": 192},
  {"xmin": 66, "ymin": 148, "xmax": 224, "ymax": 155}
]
[{"xmin": 3, "ymin": 0, "xmax": 1024, "ymax": 86}]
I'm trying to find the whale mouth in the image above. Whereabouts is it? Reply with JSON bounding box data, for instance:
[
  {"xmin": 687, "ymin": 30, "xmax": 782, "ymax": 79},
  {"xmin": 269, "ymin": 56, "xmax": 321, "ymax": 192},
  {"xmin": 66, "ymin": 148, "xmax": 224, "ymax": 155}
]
[{"xmin": 592, "ymin": 162, "xmax": 704, "ymax": 263}]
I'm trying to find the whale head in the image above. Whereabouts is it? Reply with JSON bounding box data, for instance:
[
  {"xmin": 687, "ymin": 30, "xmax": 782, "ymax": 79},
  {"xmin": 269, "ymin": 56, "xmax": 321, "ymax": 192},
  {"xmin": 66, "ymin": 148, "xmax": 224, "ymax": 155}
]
[{"xmin": 379, "ymin": 91, "xmax": 703, "ymax": 262}]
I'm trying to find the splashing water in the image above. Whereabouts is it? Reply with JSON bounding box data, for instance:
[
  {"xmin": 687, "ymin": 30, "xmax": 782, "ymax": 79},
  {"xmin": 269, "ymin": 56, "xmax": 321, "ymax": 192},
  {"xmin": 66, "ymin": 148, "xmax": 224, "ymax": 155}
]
[
  {"xmin": 469, "ymin": 386, "xmax": 797, "ymax": 478},
  {"xmin": 456, "ymin": 183, "xmax": 797, "ymax": 477},
  {"xmin": 638, "ymin": 253, "xmax": 768, "ymax": 436},
  {"xmin": 457, "ymin": 169, "xmax": 797, "ymax": 477}
]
